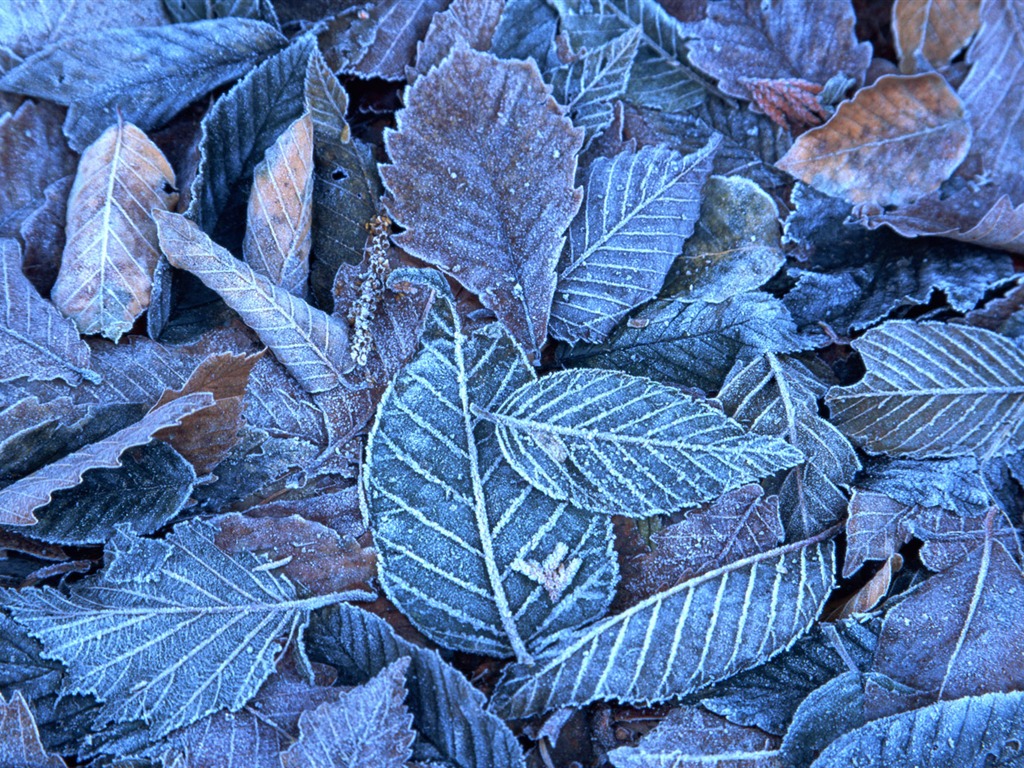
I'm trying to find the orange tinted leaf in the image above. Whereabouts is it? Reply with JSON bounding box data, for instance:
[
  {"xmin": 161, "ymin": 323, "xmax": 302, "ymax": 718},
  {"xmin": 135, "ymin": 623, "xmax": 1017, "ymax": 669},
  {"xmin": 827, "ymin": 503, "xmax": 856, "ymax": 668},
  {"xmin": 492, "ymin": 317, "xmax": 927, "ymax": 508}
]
[
  {"xmin": 894, "ymin": 0, "xmax": 981, "ymax": 72},
  {"xmin": 777, "ymin": 73, "xmax": 971, "ymax": 206},
  {"xmin": 52, "ymin": 120, "xmax": 178, "ymax": 341}
]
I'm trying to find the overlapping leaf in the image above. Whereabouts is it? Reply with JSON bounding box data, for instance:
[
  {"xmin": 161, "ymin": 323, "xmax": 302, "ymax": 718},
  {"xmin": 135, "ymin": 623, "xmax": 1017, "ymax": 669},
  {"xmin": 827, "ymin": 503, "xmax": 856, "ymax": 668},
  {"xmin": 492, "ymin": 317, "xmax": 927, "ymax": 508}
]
[
  {"xmin": 1, "ymin": 521, "xmax": 367, "ymax": 739},
  {"xmin": 412, "ymin": 0, "xmax": 506, "ymax": 78},
  {"xmin": 894, "ymin": 0, "xmax": 981, "ymax": 72},
  {"xmin": 381, "ymin": 47, "xmax": 583, "ymax": 358},
  {"xmin": 163, "ymin": 0, "xmax": 279, "ymax": 25},
  {"xmin": 826, "ymin": 321, "xmax": 1024, "ymax": 459},
  {"xmin": 550, "ymin": 138, "xmax": 718, "ymax": 344},
  {"xmin": 0, "ymin": 691, "xmax": 66, "ymax": 768},
  {"xmin": 363, "ymin": 269, "xmax": 617, "ymax": 660},
  {"xmin": 156, "ymin": 212, "xmax": 354, "ymax": 393},
  {"xmin": 491, "ymin": 529, "xmax": 836, "ymax": 718},
  {"xmin": 52, "ymin": 121, "xmax": 177, "ymax": 340},
  {"xmin": 0, "ymin": 19, "xmax": 286, "ymax": 150},
  {"xmin": 0, "ymin": 239, "xmax": 96, "ymax": 385}
]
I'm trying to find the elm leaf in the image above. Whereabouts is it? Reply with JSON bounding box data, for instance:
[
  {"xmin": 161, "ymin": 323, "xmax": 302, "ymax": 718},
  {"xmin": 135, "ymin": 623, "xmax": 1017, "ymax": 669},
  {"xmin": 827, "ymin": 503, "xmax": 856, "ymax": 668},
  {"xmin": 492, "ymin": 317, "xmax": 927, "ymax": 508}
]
[
  {"xmin": 52, "ymin": 120, "xmax": 177, "ymax": 341},
  {"xmin": 381, "ymin": 48, "xmax": 583, "ymax": 358}
]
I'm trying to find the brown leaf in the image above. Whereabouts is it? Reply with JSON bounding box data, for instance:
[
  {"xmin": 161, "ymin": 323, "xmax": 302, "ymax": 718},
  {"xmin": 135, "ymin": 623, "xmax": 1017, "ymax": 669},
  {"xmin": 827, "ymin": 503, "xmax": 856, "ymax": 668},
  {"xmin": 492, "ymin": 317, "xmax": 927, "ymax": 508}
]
[
  {"xmin": 844, "ymin": 490, "xmax": 920, "ymax": 577},
  {"xmin": 154, "ymin": 351, "xmax": 261, "ymax": 475},
  {"xmin": 381, "ymin": 48, "xmax": 583, "ymax": 357},
  {"xmin": 0, "ymin": 392, "xmax": 210, "ymax": 526},
  {"xmin": 214, "ymin": 511, "xmax": 376, "ymax": 597},
  {"xmin": 618, "ymin": 485, "xmax": 784, "ymax": 606},
  {"xmin": 777, "ymin": 73, "xmax": 971, "ymax": 206},
  {"xmin": 740, "ymin": 77, "xmax": 828, "ymax": 132},
  {"xmin": 965, "ymin": 281, "xmax": 1024, "ymax": 333},
  {"xmin": 305, "ymin": 48, "xmax": 350, "ymax": 148},
  {"xmin": 873, "ymin": 516, "xmax": 1024, "ymax": 700},
  {"xmin": 686, "ymin": 0, "xmax": 870, "ymax": 105},
  {"xmin": 52, "ymin": 120, "xmax": 178, "ymax": 340},
  {"xmin": 894, "ymin": 0, "xmax": 981, "ymax": 73},
  {"xmin": 910, "ymin": 504, "xmax": 1023, "ymax": 572},
  {"xmin": 828, "ymin": 554, "xmax": 902, "ymax": 620},
  {"xmin": 19, "ymin": 174, "xmax": 71, "ymax": 296},
  {"xmin": 411, "ymin": 0, "xmax": 505, "ymax": 78},
  {"xmin": 0, "ymin": 691, "xmax": 66, "ymax": 768},
  {"xmin": 243, "ymin": 113, "xmax": 314, "ymax": 298}
]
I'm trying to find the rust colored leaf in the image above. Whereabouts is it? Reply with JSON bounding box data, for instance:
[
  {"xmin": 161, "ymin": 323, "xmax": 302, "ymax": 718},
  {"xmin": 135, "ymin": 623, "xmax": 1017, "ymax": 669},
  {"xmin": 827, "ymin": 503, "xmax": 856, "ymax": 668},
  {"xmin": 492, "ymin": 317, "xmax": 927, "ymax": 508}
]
[
  {"xmin": 894, "ymin": 0, "xmax": 981, "ymax": 72},
  {"xmin": 686, "ymin": 0, "xmax": 870, "ymax": 105},
  {"xmin": 215, "ymin": 512, "xmax": 376, "ymax": 598},
  {"xmin": 828, "ymin": 554, "xmax": 901, "ymax": 620},
  {"xmin": 153, "ymin": 351, "xmax": 261, "ymax": 475},
  {"xmin": 741, "ymin": 77, "xmax": 828, "ymax": 131},
  {"xmin": 243, "ymin": 113, "xmax": 314, "ymax": 298},
  {"xmin": 412, "ymin": 0, "xmax": 505, "ymax": 78},
  {"xmin": 305, "ymin": 48, "xmax": 350, "ymax": 147},
  {"xmin": 0, "ymin": 238, "xmax": 98, "ymax": 386},
  {"xmin": 381, "ymin": 48, "xmax": 583, "ymax": 357},
  {"xmin": 0, "ymin": 392, "xmax": 212, "ymax": 526},
  {"xmin": 0, "ymin": 691, "xmax": 66, "ymax": 768},
  {"xmin": 777, "ymin": 73, "xmax": 971, "ymax": 206},
  {"xmin": 52, "ymin": 120, "xmax": 178, "ymax": 341}
]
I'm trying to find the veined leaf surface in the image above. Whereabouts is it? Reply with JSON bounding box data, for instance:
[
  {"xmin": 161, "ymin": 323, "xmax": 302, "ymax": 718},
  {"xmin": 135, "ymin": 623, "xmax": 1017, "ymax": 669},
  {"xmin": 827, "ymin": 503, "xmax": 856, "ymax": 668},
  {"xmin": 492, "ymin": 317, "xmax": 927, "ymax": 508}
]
[
  {"xmin": 491, "ymin": 529, "xmax": 836, "ymax": 718},
  {"xmin": 825, "ymin": 321, "xmax": 1024, "ymax": 459},
  {"xmin": 486, "ymin": 368, "xmax": 803, "ymax": 516},
  {"xmin": 363, "ymin": 269, "xmax": 618, "ymax": 661}
]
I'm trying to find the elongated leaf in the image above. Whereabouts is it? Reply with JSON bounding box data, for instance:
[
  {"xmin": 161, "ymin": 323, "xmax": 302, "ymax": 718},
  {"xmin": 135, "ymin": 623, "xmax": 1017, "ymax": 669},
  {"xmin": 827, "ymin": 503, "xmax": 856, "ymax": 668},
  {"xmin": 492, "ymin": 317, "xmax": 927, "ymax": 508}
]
[
  {"xmin": 330, "ymin": 0, "xmax": 448, "ymax": 80},
  {"xmin": 0, "ymin": 19, "xmax": 286, "ymax": 151},
  {"xmin": 777, "ymin": 74, "xmax": 971, "ymax": 207},
  {"xmin": 381, "ymin": 48, "xmax": 583, "ymax": 358},
  {"xmin": 550, "ymin": 138, "xmax": 718, "ymax": 344},
  {"xmin": 308, "ymin": 604, "xmax": 526, "ymax": 768},
  {"xmin": 281, "ymin": 659, "xmax": 414, "ymax": 768},
  {"xmin": 1, "ymin": 520, "xmax": 367, "ymax": 739},
  {"xmin": 163, "ymin": 0, "xmax": 279, "ymax": 25},
  {"xmin": 243, "ymin": 113, "xmax": 314, "ymax": 298},
  {"xmin": 491, "ymin": 529, "xmax": 836, "ymax": 718},
  {"xmin": 894, "ymin": 0, "xmax": 981, "ymax": 72},
  {"xmin": 0, "ymin": 393, "xmax": 212, "ymax": 526},
  {"xmin": 809, "ymin": 691, "xmax": 1024, "ymax": 768},
  {"xmin": 412, "ymin": 0, "xmax": 505, "ymax": 78},
  {"xmin": 560, "ymin": 293, "xmax": 812, "ymax": 392},
  {"xmin": 0, "ymin": 239, "xmax": 96, "ymax": 385},
  {"xmin": 304, "ymin": 48, "xmax": 349, "ymax": 147},
  {"xmin": 188, "ymin": 35, "xmax": 314, "ymax": 238},
  {"xmin": 550, "ymin": 26, "xmax": 640, "ymax": 146},
  {"xmin": 0, "ymin": 691, "xmax": 65, "ymax": 768},
  {"xmin": 156, "ymin": 212, "xmax": 354, "ymax": 393},
  {"xmin": 487, "ymin": 368, "xmax": 803, "ymax": 516},
  {"xmin": 52, "ymin": 121, "xmax": 177, "ymax": 340},
  {"xmin": 825, "ymin": 321, "xmax": 1024, "ymax": 459},
  {"xmin": 364, "ymin": 269, "xmax": 617, "ymax": 660}
]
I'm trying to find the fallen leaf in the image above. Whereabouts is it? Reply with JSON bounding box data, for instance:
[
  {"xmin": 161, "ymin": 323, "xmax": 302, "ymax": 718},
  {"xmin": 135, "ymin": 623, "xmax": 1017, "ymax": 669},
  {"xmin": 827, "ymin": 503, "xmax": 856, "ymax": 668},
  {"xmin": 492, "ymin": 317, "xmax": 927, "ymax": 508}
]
[
  {"xmin": 893, "ymin": 0, "xmax": 981, "ymax": 73},
  {"xmin": 777, "ymin": 73, "xmax": 971, "ymax": 206},
  {"xmin": 412, "ymin": 0, "xmax": 506, "ymax": 78},
  {"xmin": 0, "ymin": 691, "xmax": 66, "ymax": 768},
  {"xmin": 829, "ymin": 554, "xmax": 902, "ymax": 620}
]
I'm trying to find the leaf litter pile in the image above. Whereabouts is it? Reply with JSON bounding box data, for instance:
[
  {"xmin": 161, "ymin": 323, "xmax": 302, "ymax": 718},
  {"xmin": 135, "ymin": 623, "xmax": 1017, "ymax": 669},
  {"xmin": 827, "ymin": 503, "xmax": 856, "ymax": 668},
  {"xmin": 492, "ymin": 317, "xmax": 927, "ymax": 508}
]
[{"xmin": 1, "ymin": 0, "xmax": 1024, "ymax": 765}]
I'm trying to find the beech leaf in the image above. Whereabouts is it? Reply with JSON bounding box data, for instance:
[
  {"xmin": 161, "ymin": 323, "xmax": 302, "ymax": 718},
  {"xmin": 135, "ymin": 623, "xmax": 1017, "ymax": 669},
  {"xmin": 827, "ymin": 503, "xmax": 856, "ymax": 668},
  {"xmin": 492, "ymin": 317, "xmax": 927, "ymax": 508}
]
[
  {"xmin": 550, "ymin": 138, "xmax": 718, "ymax": 345},
  {"xmin": 52, "ymin": 120, "xmax": 177, "ymax": 341},
  {"xmin": 412, "ymin": 0, "xmax": 506, "ymax": 79},
  {"xmin": 329, "ymin": 0, "xmax": 448, "ymax": 81},
  {"xmin": 825, "ymin": 321, "xmax": 1024, "ymax": 459},
  {"xmin": 242, "ymin": 113, "xmax": 314, "ymax": 298},
  {"xmin": 0, "ymin": 239, "xmax": 97, "ymax": 386},
  {"xmin": 893, "ymin": 0, "xmax": 981, "ymax": 73},
  {"xmin": 381, "ymin": 47, "xmax": 583, "ymax": 358},
  {"xmin": 777, "ymin": 74, "xmax": 972, "ymax": 207},
  {"xmin": 156, "ymin": 211, "xmax": 355, "ymax": 393}
]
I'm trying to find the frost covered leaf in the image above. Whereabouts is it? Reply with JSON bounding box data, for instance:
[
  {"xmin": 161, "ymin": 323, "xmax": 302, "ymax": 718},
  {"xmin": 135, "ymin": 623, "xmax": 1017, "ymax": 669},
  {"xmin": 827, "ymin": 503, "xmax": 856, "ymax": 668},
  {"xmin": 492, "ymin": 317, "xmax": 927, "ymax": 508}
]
[
  {"xmin": 162, "ymin": 0, "xmax": 279, "ymax": 25},
  {"xmin": 894, "ymin": 0, "xmax": 981, "ymax": 72},
  {"xmin": 830, "ymin": 555, "xmax": 902, "ymax": 620},
  {"xmin": 809, "ymin": 691, "xmax": 1024, "ymax": 768},
  {"xmin": 0, "ymin": 19, "xmax": 286, "ymax": 151},
  {"xmin": 0, "ymin": 392, "xmax": 211, "ymax": 526},
  {"xmin": 857, "ymin": 456, "xmax": 992, "ymax": 517},
  {"xmin": 872, "ymin": 525, "xmax": 1024, "ymax": 700},
  {"xmin": 686, "ymin": 0, "xmax": 870, "ymax": 105},
  {"xmin": 559, "ymin": 292, "xmax": 812, "ymax": 392},
  {"xmin": 843, "ymin": 490, "xmax": 923, "ymax": 577},
  {"xmin": 491, "ymin": 529, "xmax": 836, "ymax": 718},
  {"xmin": 188, "ymin": 35, "xmax": 314, "ymax": 238},
  {"xmin": 549, "ymin": 26, "xmax": 640, "ymax": 147},
  {"xmin": 1, "ymin": 520, "xmax": 366, "ymax": 739},
  {"xmin": 719, "ymin": 354, "xmax": 860, "ymax": 538},
  {"xmin": 308, "ymin": 603, "xmax": 526, "ymax": 768},
  {"xmin": 51, "ymin": 120, "xmax": 177, "ymax": 341},
  {"xmin": 620, "ymin": 485, "xmax": 784, "ymax": 604},
  {"xmin": 825, "ymin": 321, "xmax": 1024, "ymax": 459},
  {"xmin": 363, "ymin": 269, "xmax": 617, "ymax": 660},
  {"xmin": 281, "ymin": 659, "xmax": 414, "ymax": 768},
  {"xmin": 243, "ymin": 113, "xmax": 314, "ymax": 298},
  {"xmin": 304, "ymin": 48, "xmax": 349, "ymax": 147},
  {"xmin": 487, "ymin": 368, "xmax": 803, "ymax": 516},
  {"xmin": 381, "ymin": 48, "xmax": 583, "ymax": 358},
  {"xmin": 0, "ymin": 691, "xmax": 66, "ymax": 768},
  {"xmin": 550, "ymin": 138, "xmax": 717, "ymax": 345},
  {"xmin": 329, "ymin": 0, "xmax": 447, "ymax": 80},
  {"xmin": 608, "ymin": 706, "xmax": 781, "ymax": 768},
  {"xmin": 156, "ymin": 212, "xmax": 354, "ymax": 393},
  {"xmin": 777, "ymin": 74, "xmax": 971, "ymax": 207},
  {"xmin": 412, "ymin": 0, "xmax": 506, "ymax": 79},
  {"xmin": 0, "ymin": 239, "xmax": 96, "ymax": 386},
  {"xmin": 663, "ymin": 174, "xmax": 784, "ymax": 302}
]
